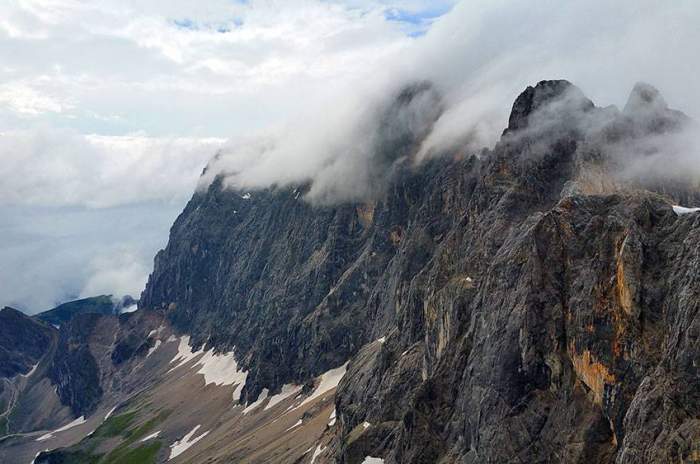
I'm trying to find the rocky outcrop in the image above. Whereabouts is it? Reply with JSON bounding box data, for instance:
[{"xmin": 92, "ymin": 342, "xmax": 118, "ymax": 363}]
[
  {"xmin": 49, "ymin": 309, "xmax": 166, "ymax": 417},
  {"xmin": 49, "ymin": 314, "xmax": 105, "ymax": 416},
  {"xmin": 139, "ymin": 79, "xmax": 700, "ymax": 463}
]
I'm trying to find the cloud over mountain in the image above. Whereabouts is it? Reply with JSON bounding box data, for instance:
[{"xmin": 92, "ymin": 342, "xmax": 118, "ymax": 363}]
[{"xmin": 1, "ymin": 0, "xmax": 699, "ymax": 311}]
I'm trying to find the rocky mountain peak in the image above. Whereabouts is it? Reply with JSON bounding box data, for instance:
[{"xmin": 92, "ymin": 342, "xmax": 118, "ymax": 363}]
[
  {"xmin": 5, "ymin": 79, "xmax": 700, "ymax": 464},
  {"xmin": 623, "ymin": 81, "xmax": 667, "ymax": 114},
  {"xmin": 622, "ymin": 81, "xmax": 689, "ymax": 134},
  {"xmin": 506, "ymin": 79, "xmax": 594, "ymax": 133}
]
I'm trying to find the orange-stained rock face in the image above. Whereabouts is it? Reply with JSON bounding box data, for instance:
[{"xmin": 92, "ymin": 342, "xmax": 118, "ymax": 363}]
[
  {"xmin": 570, "ymin": 344, "xmax": 616, "ymax": 406},
  {"xmin": 615, "ymin": 235, "xmax": 636, "ymax": 318},
  {"xmin": 615, "ymin": 259, "xmax": 633, "ymax": 317},
  {"xmin": 389, "ymin": 227, "xmax": 403, "ymax": 245},
  {"xmin": 356, "ymin": 203, "xmax": 375, "ymax": 229}
]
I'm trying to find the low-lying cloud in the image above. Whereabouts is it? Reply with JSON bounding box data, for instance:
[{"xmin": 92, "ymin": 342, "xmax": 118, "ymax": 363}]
[
  {"xmin": 0, "ymin": 201, "xmax": 183, "ymax": 312},
  {"xmin": 0, "ymin": 129, "xmax": 225, "ymax": 208},
  {"xmin": 0, "ymin": 130, "xmax": 225, "ymax": 312},
  {"xmin": 204, "ymin": 1, "xmax": 700, "ymax": 204}
]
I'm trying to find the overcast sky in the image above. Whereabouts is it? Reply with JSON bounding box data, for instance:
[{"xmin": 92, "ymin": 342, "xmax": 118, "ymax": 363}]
[{"xmin": 1, "ymin": 0, "xmax": 698, "ymax": 313}]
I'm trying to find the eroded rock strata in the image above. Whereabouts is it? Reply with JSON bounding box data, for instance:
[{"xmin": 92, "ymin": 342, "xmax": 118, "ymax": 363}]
[
  {"xmin": 2, "ymin": 80, "xmax": 698, "ymax": 463},
  {"xmin": 140, "ymin": 80, "xmax": 700, "ymax": 463}
]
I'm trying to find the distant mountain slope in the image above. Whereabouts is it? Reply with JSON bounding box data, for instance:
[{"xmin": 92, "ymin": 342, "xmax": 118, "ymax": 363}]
[
  {"xmin": 35, "ymin": 295, "xmax": 135, "ymax": 327},
  {"xmin": 0, "ymin": 307, "xmax": 53, "ymax": 379},
  {"xmin": 0, "ymin": 307, "xmax": 59, "ymax": 439}
]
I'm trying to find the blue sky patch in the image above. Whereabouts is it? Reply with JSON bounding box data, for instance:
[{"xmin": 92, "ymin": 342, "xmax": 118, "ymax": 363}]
[
  {"xmin": 172, "ymin": 17, "xmax": 244, "ymax": 33},
  {"xmin": 383, "ymin": 2, "xmax": 455, "ymax": 37}
]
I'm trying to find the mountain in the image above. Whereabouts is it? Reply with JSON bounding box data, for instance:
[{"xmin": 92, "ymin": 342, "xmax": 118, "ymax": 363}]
[
  {"xmin": 0, "ymin": 307, "xmax": 63, "ymax": 439},
  {"xmin": 0, "ymin": 308, "xmax": 53, "ymax": 379},
  {"xmin": 139, "ymin": 79, "xmax": 700, "ymax": 463},
  {"xmin": 2, "ymin": 80, "xmax": 700, "ymax": 464},
  {"xmin": 35, "ymin": 295, "xmax": 135, "ymax": 327}
]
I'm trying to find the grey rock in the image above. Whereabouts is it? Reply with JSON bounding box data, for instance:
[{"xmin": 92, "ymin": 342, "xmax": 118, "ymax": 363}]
[{"xmin": 141, "ymin": 79, "xmax": 700, "ymax": 463}]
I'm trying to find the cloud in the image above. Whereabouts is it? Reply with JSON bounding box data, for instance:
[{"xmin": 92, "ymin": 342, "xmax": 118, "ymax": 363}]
[
  {"xmin": 0, "ymin": 201, "xmax": 181, "ymax": 313},
  {"xmin": 0, "ymin": 0, "xmax": 441, "ymax": 311},
  {"xmin": 410, "ymin": 0, "xmax": 700, "ymax": 157},
  {"xmin": 1, "ymin": 0, "xmax": 699, "ymax": 310},
  {"xmin": 201, "ymin": 0, "xmax": 700, "ymax": 204},
  {"xmin": 0, "ymin": 129, "xmax": 225, "ymax": 208},
  {"xmin": 0, "ymin": 129, "xmax": 223, "ymax": 312},
  {"xmin": 0, "ymin": 80, "xmax": 68, "ymax": 115},
  {"xmin": 80, "ymin": 245, "xmax": 151, "ymax": 300},
  {"xmin": 200, "ymin": 79, "xmax": 443, "ymax": 204},
  {"xmin": 0, "ymin": 0, "xmax": 421, "ymax": 136}
]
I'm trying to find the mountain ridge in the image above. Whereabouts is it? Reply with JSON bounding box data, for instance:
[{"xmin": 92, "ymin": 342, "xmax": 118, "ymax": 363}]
[
  {"xmin": 136, "ymin": 79, "xmax": 700, "ymax": 462},
  {"xmin": 2, "ymin": 79, "xmax": 699, "ymax": 463}
]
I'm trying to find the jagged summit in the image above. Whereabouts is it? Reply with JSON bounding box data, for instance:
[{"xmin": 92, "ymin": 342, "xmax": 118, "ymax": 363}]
[
  {"xmin": 4, "ymin": 80, "xmax": 700, "ymax": 464},
  {"xmin": 506, "ymin": 79, "xmax": 594, "ymax": 133},
  {"xmin": 624, "ymin": 81, "xmax": 667, "ymax": 114},
  {"xmin": 622, "ymin": 81, "xmax": 690, "ymax": 134}
]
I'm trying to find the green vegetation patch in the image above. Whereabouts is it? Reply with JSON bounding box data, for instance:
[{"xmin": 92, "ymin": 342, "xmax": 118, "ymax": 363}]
[
  {"xmin": 123, "ymin": 415, "xmax": 160, "ymax": 443},
  {"xmin": 102, "ymin": 441, "xmax": 162, "ymax": 464},
  {"xmin": 93, "ymin": 411, "xmax": 138, "ymax": 438},
  {"xmin": 37, "ymin": 409, "xmax": 170, "ymax": 464}
]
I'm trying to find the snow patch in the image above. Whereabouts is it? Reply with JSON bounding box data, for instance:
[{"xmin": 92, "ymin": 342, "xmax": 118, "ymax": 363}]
[
  {"xmin": 195, "ymin": 349, "xmax": 247, "ymax": 388},
  {"xmin": 169, "ymin": 425, "xmax": 209, "ymax": 460},
  {"xmin": 328, "ymin": 408, "xmax": 337, "ymax": 426},
  {"xmin": 36, "ymin": 416, "xmax": 86, "ymax": 441},
  {"xmin": 361, "ymin": 457, "xmax": 384, "ymax": 464},
  {"xmin": 241, "ymin": 192, "xmax": 251, "ymax": 200},
  {"xmin": 376, "ymin": 336, "xmax": 386, "ymax": 344},
  {"xmin": 31, "ymin": 450, "xmax": 50, "ymax": 464},
  {"xmin": 310, "ymin": 445, "xmax": 326, "ymax": 464},
  {"xmin": 147, "ymin": 325, "xmax": 165, "ymax": 338},
  {"xmin": 20, "ymin": 362, "xmax": 40, "ymax": 379},
  {"xmin": 297, "ymin": 362, "xmax": 348, "ymax": 409},
  {"xmin": 168, "ymin": 336, "xmax": 203, "ymax": 371},
  {"xmin": 104, "ymin": 406, "xmax": 117, "ymax": 420},
  {"xmin": 168, "ymin": 336, "xmax": 248, "ymax": 402},
  {"xmin": 140, "ymin": 430, "xmax": 160, "ymax": 442},
  {"xmin": 285, "ymin": 419, "xmax": 302, "ymax": 431},
  {"xmin": 264, "ymin": 384, "xmax": 303, "ymax": 410},
  {"xmin": 146, "ymin": 340, "xmax": 162, "ymax": 358},
  {"xmin": 243, "ymin": 388, "xmax": 269, "ymax": 414},
  {"xmin": 362, "ymin": 421, "xmax": 371, "ymax": 429},
  {"xmin": 673, "ymin": 205, "xmax": 700, "ymax": 215}
]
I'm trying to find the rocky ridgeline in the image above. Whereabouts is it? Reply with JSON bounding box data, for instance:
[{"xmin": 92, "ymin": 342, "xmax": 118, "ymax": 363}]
[
  {"xmin": 137, "ymin": 80, "xmax": 700, "ymax": 462},
  {"xmin": 1, "ymin": 80, "xmax": 697, "ymax": 463}
]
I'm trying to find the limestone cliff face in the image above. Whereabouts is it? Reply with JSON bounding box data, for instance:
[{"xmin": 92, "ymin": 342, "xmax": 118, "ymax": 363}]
[{"xmin": 140, "ymin": 80, "xmax": 700, "ymax": 463}]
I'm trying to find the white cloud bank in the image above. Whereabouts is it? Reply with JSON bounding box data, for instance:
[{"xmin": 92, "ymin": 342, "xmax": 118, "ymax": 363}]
[
  {"xmin": 203, "ymin": 0, "xmax": 700, "ymax": 204},
  {"xmin": 0, "ymin": 0, "xmax": 430, "ymax": 312},
  {"xmin": 0, "ymin": 130, "xmax": 225, "ymax": 208},
  {"xmin": 0, "ymin": 0, "xmax": 699, "ymax": 310}
]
